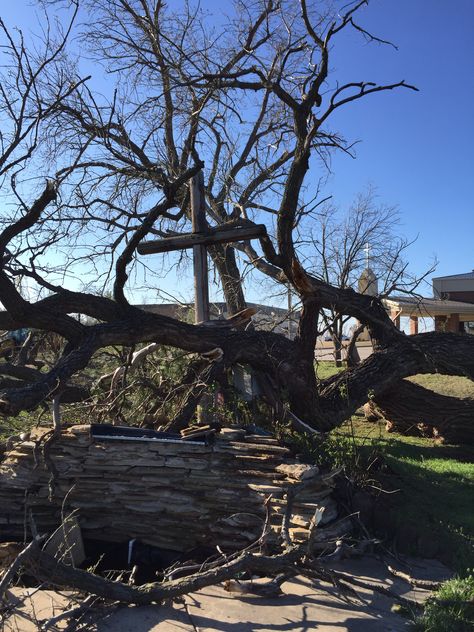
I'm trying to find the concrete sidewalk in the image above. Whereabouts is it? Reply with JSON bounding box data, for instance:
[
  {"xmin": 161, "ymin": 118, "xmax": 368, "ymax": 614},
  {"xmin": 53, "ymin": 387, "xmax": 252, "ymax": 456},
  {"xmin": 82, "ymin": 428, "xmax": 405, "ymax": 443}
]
[{"xmin": 3, "ymin": 557, "xmax": 451, "ymax": 631}]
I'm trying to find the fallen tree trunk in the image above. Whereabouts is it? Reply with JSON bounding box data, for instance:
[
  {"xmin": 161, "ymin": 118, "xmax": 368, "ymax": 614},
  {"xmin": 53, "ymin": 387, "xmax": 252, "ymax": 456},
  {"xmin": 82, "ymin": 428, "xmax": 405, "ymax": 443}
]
[
  {"xmin": 6, "ymin": 536, "xmax": 423, "ymax": 614},
  {"xmin": 318, "ymin": 332, "xmax": 474, "ymax": 432},
  {"xmin": 369, "ymin": 380, "xmax": 474, "ymax": 444},
  {"xmin": 0, "ymin": 292, "xmax": 473, "ymax": 438},
  {"xmin": 24, "ymin": 543, "xmax": 301, "ymax": 605}
]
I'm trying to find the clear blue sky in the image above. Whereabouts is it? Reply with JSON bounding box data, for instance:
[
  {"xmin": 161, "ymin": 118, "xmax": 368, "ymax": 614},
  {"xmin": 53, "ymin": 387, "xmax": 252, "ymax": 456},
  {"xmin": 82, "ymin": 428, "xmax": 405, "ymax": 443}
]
[
  {"xmin": 326, "ymin": 0, "xmax": 474, "ymax": 282},
  {"xmin": 1, "ymin": 0, "xmax": 473, "ymax": 302}
]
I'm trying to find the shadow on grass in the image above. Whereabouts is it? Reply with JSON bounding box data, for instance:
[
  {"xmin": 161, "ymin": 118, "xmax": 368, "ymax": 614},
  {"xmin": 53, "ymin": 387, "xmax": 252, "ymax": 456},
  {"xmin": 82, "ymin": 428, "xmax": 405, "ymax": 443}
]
[
  {"xmin": 377, "ymin": 437, "xmax": 474, "ymax": 464},
  {"xmin": 335, "ymin": 419, "xmax": 474, "ymax": 570},
  {"xmin": 376, "ymin": 450, "xmax": 474, "ymax": 571},
  {"xmin": 384, "ymin": 455, "xmax": 473, "ymax": 520}
]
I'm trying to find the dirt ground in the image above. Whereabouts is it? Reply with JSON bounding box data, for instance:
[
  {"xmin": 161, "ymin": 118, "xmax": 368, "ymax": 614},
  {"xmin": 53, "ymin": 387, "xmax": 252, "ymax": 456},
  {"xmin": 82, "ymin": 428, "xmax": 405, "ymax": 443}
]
[{"xmin": 1, "ymin": 556, "xmax": 452, "ymax": 632}]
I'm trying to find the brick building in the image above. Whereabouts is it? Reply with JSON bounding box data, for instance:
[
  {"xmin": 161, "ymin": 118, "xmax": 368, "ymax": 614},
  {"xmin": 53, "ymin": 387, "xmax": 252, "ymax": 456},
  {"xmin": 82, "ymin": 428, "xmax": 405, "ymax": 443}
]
[{"xmin": 433, "ymin": 271, "xmax": 474, "ymax": 304}]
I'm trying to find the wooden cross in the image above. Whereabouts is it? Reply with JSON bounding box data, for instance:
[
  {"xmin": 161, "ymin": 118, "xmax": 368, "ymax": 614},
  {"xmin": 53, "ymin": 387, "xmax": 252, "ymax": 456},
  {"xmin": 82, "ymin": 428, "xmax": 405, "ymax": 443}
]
[{"xmin": 137, "ymin": 171, "xmax": 266, "ymax": 324}]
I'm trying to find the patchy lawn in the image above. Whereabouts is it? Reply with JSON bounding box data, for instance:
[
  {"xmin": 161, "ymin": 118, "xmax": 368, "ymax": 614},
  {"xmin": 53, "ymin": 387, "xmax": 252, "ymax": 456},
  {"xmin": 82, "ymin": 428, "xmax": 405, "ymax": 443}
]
[
  {"xmin": 314, "ymin": 362, "xmax": 474, "ymax": 571},
  {"xmin": 316, "ymin": 361, "xmax": 345, "ymax": 381},
  {"xmin": 318, "ymin": 359, "xmax": 474, "ymax": 401},
  {"xmin": 335, "ymin": 417, "xmax": 474, "ymax": 572},
  {"xmin": 408, "ymin": 373, "xmax": 474, "ymax": 400}
]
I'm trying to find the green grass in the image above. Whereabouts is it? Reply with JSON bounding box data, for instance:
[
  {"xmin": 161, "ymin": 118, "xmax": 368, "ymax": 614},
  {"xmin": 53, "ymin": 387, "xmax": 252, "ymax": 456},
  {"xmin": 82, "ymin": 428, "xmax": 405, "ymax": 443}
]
[
  {"xmin": 335, "ymin": 417, "xmax": 474, "ymax": 572},
  {"xmin": 316, "ymin": 361, "xmax": 345, "ymax": 380},
  {"xmin": 412, "ymin": 574, "xmax": 474, "ymax": 631},
  {"xmin": 316, "ymin": 362, "xmax": 474, "ymax": 569},
  {"xmin": 317, "ymin": 359, "xmax": 474, "ymax": 400},
  {"xmin": 408, "ymin": 374, "xmax": 474, "ymax": 400}
]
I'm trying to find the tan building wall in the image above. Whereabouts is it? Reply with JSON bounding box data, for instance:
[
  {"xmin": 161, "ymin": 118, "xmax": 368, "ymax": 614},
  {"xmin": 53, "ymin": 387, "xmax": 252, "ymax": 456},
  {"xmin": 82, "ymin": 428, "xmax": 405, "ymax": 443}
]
[{"xmin": 315, "ymin": 340, "xmax": 373, "ymax": 363}]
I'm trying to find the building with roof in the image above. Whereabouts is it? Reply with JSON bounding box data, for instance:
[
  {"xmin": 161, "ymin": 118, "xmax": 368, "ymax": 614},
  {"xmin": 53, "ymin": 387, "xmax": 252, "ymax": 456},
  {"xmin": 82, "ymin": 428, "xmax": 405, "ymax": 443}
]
[
  {"xmin": 433, "ymin": 271, "xmax": 474, "ymax": 303},
  {"xmin": 384, "ymin": 270, "xmax": 474, "ymax": 335},
  {"xmin": 316, "ymin": 268, "xmax": 474, "ymax": 364},
  {"xmin": 383, "ymin": 295, "xmax": 474, "ymax": 334},
  {"xmin": 138, "ymin": 302, "xmax": 298, "ymax": 338}
]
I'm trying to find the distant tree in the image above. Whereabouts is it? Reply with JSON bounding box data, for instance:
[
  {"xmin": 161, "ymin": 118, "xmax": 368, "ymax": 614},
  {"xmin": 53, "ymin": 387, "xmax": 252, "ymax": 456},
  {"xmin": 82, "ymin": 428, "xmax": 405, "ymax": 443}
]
[{"xmin": 307, "ymin": 189, "xmax": 435, "ymax": 366}]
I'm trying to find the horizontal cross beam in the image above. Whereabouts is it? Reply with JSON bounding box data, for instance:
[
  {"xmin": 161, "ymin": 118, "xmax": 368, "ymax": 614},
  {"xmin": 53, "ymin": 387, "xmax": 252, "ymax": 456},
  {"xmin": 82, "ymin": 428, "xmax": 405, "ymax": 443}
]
[{"xmin": 137, "ymin": 224, "xmax": 267, "ymax": 255}]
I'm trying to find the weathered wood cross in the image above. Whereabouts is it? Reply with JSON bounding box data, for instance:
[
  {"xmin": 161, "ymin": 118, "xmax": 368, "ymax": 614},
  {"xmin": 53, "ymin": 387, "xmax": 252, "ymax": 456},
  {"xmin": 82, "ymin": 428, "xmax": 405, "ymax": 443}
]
[{"xmin": 137, "ymin": 171, "xmax": 266, "ymax": 324}]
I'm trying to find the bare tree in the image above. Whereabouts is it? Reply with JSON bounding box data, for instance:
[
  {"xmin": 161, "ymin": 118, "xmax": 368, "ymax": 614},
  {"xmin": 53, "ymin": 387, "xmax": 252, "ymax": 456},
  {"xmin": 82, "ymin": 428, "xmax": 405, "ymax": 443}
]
[
  {"xmin": 305, "ymin": 189, "xmax": 436, "ymax": 366},
  {"xmin": 0, "ymin": 0, "xmax": 472, "ymax": 440}
]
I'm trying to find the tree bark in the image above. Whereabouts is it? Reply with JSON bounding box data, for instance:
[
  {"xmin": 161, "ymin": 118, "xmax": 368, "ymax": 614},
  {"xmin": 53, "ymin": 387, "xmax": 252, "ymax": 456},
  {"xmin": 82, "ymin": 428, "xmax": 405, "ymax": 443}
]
[
  {"xmin": 0, "ymin": 307, "xmax": 473, "ymax": 438},
  {"xmin": 313, "ymin": 332, "xmax": 474, "ymax": 434},
  {"xmin": 167, "ymin": 359, "xmax": 225, "ymax": 431},
  {"xmin": 371, "ymin": 379, "xmax": 474, "ymax": 444},
  {"xmin": 290, "ymin": 298, "xmax": 321, "ymax": 422},
  {"xmin": 346, "ymin": 323, "xmax": 365, "ymax": 368},
  {"xmin": 16, "ymin": 539, "xmax": 422, "ymax": 612},
  {"xmin": 24, "ymin": 545, "xmax": 300, "ymax": 605},
  {"xmin": 209, "ymin": 243, "xmax": 248, "ymax": 315}
]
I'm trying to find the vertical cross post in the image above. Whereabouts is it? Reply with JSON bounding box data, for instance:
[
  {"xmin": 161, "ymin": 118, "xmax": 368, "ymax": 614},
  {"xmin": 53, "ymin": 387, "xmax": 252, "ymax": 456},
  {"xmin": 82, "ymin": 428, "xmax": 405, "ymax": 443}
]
[
  {"xmin": 190, "ymin": 171, "xmax": 209, "ymax": 324},
  {"xmin": 287, "ymin": 283, "xmax": 293, "ymax": 339}
]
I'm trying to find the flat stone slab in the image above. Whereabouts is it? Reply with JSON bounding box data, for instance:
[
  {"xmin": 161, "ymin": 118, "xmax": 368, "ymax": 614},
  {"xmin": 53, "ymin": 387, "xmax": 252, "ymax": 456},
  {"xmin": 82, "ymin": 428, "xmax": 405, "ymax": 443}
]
[
  {"xmin": 2, "ymin": 588, "xmax": 75, "ymax": 631},
  {"xmin": 183, "ymin": 576, "xmax": 409, "ymax": 632},
  {"xmin": 96, "ymin": 603, "xmax": 195, "ymax": 631}
]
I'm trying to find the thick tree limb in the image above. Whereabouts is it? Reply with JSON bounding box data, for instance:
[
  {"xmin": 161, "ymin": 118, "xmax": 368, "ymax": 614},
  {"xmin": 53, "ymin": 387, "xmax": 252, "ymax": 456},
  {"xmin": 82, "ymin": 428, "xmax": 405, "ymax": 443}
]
[
  {"xmin": 371, "ymin": 380, "xmax": 474, "ymax": 443},
  {"xmin": 24, "ymin": 545, "xmax": 300, "ymax": 605},
  {"xmin": 13, "ymin": 540, "xmax": 423, "ymax": 614},
  {"xmin": 0, "ymin": 182, "xmax": 56, "ymax": 259},
  {"xmin": 0, "ymin": 363, "xmax": 43, "ymax": 382},
  {"xmin": 318, "ymin": 332, "xmax": 474, "ymax": 430},
  {"xmin": 0, "ymin": 293, "xmax": 473, "ymax": 436}
]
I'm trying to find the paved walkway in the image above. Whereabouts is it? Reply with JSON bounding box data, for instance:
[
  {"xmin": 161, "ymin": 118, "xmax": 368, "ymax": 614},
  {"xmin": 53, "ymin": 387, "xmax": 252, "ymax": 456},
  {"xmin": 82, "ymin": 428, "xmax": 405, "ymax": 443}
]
[{"xmin": 3, "ymin": 557, "xmax": 451, "ymax": 631}]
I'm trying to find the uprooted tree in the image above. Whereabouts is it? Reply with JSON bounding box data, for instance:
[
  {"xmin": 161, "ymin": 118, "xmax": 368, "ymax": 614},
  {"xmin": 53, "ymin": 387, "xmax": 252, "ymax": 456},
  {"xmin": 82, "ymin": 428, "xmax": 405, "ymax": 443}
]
[{"xmin": 0, "ymin": 0, "xmax": 473, "ymax": 444}]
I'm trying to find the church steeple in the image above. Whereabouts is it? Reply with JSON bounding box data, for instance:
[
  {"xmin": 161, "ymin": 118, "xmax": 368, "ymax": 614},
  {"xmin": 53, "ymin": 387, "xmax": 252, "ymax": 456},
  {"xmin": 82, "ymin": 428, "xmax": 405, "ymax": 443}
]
[{"xmin": 358, "ymin": 243, "xmax": 378, "ymax": 296}]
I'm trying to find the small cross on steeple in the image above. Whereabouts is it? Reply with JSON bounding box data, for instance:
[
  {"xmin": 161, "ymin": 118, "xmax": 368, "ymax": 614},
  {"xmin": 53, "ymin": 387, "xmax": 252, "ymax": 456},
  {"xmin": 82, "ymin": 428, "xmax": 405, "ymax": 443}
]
[{"xmin": 364, "ymin": 242, "xmax": 370, "ymax": 270}]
